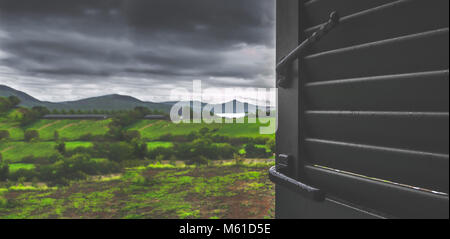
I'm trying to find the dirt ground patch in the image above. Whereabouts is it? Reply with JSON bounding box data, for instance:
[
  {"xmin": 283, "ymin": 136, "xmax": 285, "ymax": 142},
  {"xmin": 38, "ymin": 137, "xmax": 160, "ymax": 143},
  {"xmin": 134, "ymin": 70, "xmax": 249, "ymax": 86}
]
[
  {"xmin": 38, "ymin": 120, "xmax": 61, "ymax": 130},
  {"xmin": 139, "ymin": 123, "xmax": 155, "ymax": 130},
  {"xmin": 0, "ymin": 163, "xmax": 275, "ymax": 219},
  {"xmin": 59, "ymin": 123, "xmax": 76, "ymax": 130}
]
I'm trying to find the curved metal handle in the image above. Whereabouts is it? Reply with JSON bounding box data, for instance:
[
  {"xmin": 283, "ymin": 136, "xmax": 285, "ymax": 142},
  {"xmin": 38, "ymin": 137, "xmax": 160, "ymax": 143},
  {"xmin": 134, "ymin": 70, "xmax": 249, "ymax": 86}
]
[
  {"xmin": 277, "ymin": 11, "xmax": 340, "ymax": 88},
  {"xmin": 269, "ymin": 166, "xmax": 325, "ymax": 202}
]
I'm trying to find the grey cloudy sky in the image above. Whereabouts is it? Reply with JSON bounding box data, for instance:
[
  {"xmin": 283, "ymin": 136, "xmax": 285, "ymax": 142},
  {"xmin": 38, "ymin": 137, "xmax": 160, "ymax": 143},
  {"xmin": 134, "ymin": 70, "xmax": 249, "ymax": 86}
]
[{"xmin": 0, "ymin": 0, "xmax": 275, "ymax": 103}]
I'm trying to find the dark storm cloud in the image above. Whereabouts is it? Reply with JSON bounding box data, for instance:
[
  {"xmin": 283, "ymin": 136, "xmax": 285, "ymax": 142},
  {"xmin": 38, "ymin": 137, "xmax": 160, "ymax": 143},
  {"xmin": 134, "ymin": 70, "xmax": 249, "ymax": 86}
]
[{"xmin": 0, "ymin": 0, "xmax": 275, "ymax": 102}]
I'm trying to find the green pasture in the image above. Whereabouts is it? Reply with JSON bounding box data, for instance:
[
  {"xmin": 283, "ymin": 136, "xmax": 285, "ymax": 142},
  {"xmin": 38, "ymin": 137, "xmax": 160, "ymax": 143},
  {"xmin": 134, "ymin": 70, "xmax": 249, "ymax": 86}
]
[
  {"xmin": 9, "ymin": 163, "xmax": 36, "ymax": 173},
  {"xmin": 0, "ymin": 141, "xmax": 93, "ymax": 163},
  {"xmin": 0, "ymin": 142, "xmax": 57, "ymax": 163},
  {"xmin": 26, "ymin": 119, "xmax": 111, "ymax": 141},
  {"xmin": 147, "ymin": 141, "xmax": 174, "ymax": 150},
  {"xmin": 128, "ymin": 118, "xmax": 275, "ymax": 140}
]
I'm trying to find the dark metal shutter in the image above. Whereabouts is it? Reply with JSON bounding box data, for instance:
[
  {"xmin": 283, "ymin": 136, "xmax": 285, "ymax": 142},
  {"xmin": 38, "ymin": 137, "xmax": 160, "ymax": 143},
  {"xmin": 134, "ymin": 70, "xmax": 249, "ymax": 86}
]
[{"xmin": 284, "ymin": 0, "xmax": 449, "ymax": 218}]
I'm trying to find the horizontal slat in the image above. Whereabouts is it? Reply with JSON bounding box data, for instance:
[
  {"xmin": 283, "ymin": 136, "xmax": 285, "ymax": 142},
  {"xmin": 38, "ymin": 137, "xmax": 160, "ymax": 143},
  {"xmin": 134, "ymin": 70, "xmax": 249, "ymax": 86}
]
[
  {"xmin": 305, "ymin": 138, "xmax": 449, "ymax": 193},
  {"xmin": 305, "ymin": 70, "xmax": 449, "ymax": 112},
  {"xmin": 304, "ymin": 165, "xmax": 449, "ymax": 218},
  {"xmin": 305, "ymin": 0, "xmax": 449, "ymax": 53},
  {"xmin": 305, "ymin": 111, "xmax": 449, "ymax": 154},
  {"xmin": 303, "ymin": 0, "xmax": 396, "ymax": 27},
  {"xmin": 304, "ymin": 28, "xmax": 449, "ymax": 82}
]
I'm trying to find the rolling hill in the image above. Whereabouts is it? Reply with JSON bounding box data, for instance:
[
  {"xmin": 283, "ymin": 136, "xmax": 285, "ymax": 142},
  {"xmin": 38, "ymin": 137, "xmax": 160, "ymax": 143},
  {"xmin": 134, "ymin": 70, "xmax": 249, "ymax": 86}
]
[
  {"xmin": 0, "ymin": 85, "xmax": 171, "ymax": 112},
  {"xmin": 0, "ymin": 85, "xmax": 274, "ymax": 113}
]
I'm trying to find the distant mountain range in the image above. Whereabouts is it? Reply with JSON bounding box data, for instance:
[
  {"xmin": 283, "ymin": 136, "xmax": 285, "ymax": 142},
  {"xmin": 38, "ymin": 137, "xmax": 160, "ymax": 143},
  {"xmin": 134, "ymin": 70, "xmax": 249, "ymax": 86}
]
[{"xmin": 0, "ymin": 85, "xmax": 273, "ymax": 114}]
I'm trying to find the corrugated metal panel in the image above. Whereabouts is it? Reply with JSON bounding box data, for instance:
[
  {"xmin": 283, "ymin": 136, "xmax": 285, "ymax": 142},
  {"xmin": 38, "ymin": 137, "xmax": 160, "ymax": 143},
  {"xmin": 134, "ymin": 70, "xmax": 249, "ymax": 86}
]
[{"xmin": 295, "ymin": 0, "xmax": 449, "ymax": 218}]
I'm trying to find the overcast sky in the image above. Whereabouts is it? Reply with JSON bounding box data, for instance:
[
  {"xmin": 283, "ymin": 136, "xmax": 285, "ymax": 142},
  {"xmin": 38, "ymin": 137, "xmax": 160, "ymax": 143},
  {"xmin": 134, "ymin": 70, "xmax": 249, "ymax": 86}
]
[{"xmin": 0, "ymin": 0, "xmax": 275, "ymax": 103}]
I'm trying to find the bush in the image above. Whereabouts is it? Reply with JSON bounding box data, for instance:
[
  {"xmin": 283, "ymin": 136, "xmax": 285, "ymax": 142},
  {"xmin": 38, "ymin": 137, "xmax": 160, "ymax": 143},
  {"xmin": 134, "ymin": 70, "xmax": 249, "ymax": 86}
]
[
  {"xmin": 244, "ymin": 143, "xmax": 270, "ymax": 158},
  {"xmin": 53, "ymin": 130, "xmax": 59, "ymax": 141},
  {"xmin": 215, "ymin": 143, "xmax": 237, "ymax": 159},
  {"xmin": 158, "ymin": 133, "xmax": 173, "ymax": 141},
  {"xmin": 24, "ymin": 130, "xmax": 39, "ymax": 142},
  {"xmin": 0, "ymin": 197, "xmax": 8, "ymax": 208},
  {"xmin": 132, "ymin": 140, "xmax": 147, "ymax": 159},
  {"xmin": 266, "ymin": 138, "xmax": 275, "ymax": 154},
  {"xmin": 233, "ymin": 153, "xmax": 244, "ymax": 166},
  {"xmin": 37, "ymin": 154, "xmax": 120, "ymax": 185},
  {"xmin": 20, "ymin": 155, "xmax": 36, "ymax": 164},
  {"xmin": 9, "ymin": 168, "xmax": 36, "ymax": 182},
  {"xmin": 78, "ymin": 133, "xmax": 93, "ymax": 141},
  {"xmin": 0, "ymin": 164, "xmax": 9, "ymax": 181},
  {"xmin": 190, "ymin": 155, "xmax": 209, "ymax": 166},
  {"xmin": 0, "ymin": 95, "xmax": 20, "ymax": 113},
  {"xmin": 124, "ymin": 130, "xmax": 141, "ymax": 142},
  {"xmin": 20, "ymin": 106, "xmax": 49, "ymax": 126},
  {"xmin": 148, "ymin": 147, "xmax": 174, "ymax": 161},
  {"xmin": 92, "ymin": 142, "xmax": 135, "ymax": 162},
  {"xmin": 0, "ymin": 130, "xmax": 10, "ymax": 140},
  {"xmin": 55, "ymin": 142, "xmax": 66, "ymax": 155}
]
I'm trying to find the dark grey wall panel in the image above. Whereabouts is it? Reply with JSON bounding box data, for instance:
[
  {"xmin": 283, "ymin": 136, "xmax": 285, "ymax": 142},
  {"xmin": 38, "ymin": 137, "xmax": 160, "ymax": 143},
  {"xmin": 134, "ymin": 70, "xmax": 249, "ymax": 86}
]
[
  {"xmin": 305, "ymin": 111, "xmax": 449, "ymax": 154},
  {"xmin": 305, "ymin": 0, "xmax": 449, "ymax": 53},
  {"xmin": 304, "ymin": 138, "xmax": 449, "ymax": 193},
  {"xmin": 304, "ymin": 28, "xmax": 449, "ymax": 82},
  {"xmin": 304, "ymin": 0, "xmax": 396, "ymax": 27},
  {"xmin": 305, "ymin": 166, "xmax": 449, "ymax": 218},
  {"xmin": 276, "ymin": 185, "xmax": 381, "ymax": 219},
  {"xmin": 305, "ymin": 70, "xmax": 449, "ymax": 112}
]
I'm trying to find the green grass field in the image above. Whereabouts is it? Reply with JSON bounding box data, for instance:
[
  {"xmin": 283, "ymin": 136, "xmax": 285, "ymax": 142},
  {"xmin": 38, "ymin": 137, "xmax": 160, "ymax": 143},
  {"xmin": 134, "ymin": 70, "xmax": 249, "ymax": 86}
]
[
  {"xmin": 65, "ymin": 141, "xmax": 94, "ymax": 150},
  {"xmin": 0, "ymin": 122, "xmax": 24, "ymax": 140},
  {"xmin": 8, "ymin": 163, "xmax": 36, "ymax": 173},
  {"xmin": 0, "ymin": 117, "xmax": 111, "ymax": 141},
  {"xmin": 0, "ymin": 141, "xmax": 94, "ymax": 163},
  {"xmin": 0, "ymin": 142, "xmax": 57, "ymax": 163},
  {"xmin": 147, "ymin": 141, "xmax": 174, "ymax": 150},
  {"xmin": 128, "ymin": 118, "xmax": 275, "ymax": 140},
  {"xmin": 26, "ymin": 119, "xmax": 111, "ymax": 141}
]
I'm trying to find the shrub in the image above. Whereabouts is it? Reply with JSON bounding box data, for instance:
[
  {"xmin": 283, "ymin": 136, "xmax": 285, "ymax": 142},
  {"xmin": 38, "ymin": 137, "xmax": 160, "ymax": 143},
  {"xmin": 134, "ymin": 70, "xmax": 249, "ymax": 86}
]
[
  {"xmin": 215, "ymin": 143, "xmax": 237, "ymax": 159},
  {"xmin": 92, "ymin": 142, "xmax": 135, "ymax": 162},
  {"xmin": 0, "ymin": 130, "xmax": 10, "ymax": 140},
  {"xmin": 55, "ymin": 142, "xmax": 66, "ymax": 155},
  {"xmin": 191, "ymin": 155, "xmax": 209, "ymax": 166},
  {"xmin": 155, "ymin": 154, "xmax": 164, "ymax": 163},
  {"xmin": 233, "ymin": 153, "xmax": 244, "ymax": 166},
  {"xmin": 0, "ymin": 164, "xmax": 9, "ymax": 181},
  {"xmin": 266, "ymin": 138, "xmax": 275, "ymax": 154},
  {"xmin": 132, "ymin": 140, "xmax": 147, "ymax": 159},
  {"xmin": 78, "ymin": 133, "xmax": 93, "ymax": 141},
  {"xmin": 9, "ymin": 168, "xmax": 36, "ymax": 182},
  {"xmin": 244, "ymin": 143, "xmax": 269, "ymax": 158},
  {"xmin": 20, "ymin": 155, "xmax": 36, "ymax": 164},
  {"xmin": 124, "ymin": 130, "xmax": 141, "ymax": 142},
  {"xmin": 37, "ymin": 154, "xmax": 120, "ymax": 185},
  {"xmin": 20, "ymin": 106, "xmax": 49, "ymax": 126},
  {"xmin": 159, "ymin": 133, "xmax": 175, "ymax": 141},
  {"xmin": 169, "ymin": 155, "xmax": 177, "ymax": 166},
  {"xmin": 148, "ymin": 147, "xmax": 173, "ymax": 160},
  {"xmin": 0, "ymin": 197, "xmax": 8, "ymax": 208},
  {"xmin": 24, "ymin": 130, "xmax": 39, "ymax": 142},
  {"xmin": 53, "ymin": 130, "xmax": 59, "ymax": 141}
]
